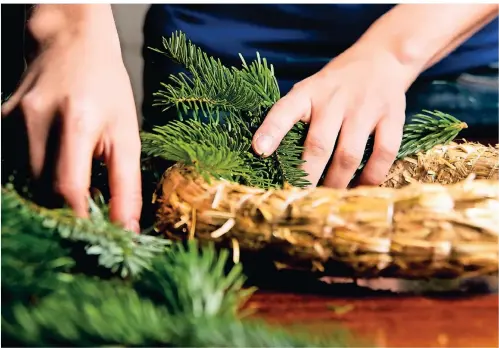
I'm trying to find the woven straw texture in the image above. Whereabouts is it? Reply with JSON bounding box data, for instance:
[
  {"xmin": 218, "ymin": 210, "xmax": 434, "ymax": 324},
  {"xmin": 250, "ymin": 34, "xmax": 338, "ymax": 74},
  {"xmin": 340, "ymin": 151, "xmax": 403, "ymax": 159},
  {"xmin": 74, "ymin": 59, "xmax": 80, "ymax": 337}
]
[
  {"xmin": 384, "ymin": 141, "xmax": 498, "ymax": 188},
  {"xmin": 154, "ymin": 159, "xmax": 499, "ymax": 280}
]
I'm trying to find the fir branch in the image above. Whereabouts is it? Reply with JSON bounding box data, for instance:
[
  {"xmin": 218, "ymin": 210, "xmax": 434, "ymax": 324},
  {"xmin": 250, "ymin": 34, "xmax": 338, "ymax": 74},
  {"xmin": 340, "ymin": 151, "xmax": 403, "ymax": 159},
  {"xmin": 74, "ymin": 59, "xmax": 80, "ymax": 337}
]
[
  {"xmin": 150, "ymin": 31, "xmax": 275, "ymax": 120},
  {"xmin": 141, "ymin": 118, "xmax": 310, "ymax": 189},
  {"xmin": 1, "ymin": 185, "xmax": 170, "ymax": 278},
  {"xmin": 275, "ymin": 122, "xmax": 309, "ymax": 187},
  {"xmin": 136, "ymin": 241, "xmax": 255, "ymax": 318},
  {"xmin": 141, "ymin": 118, "xmax": 254, "ymax": 183},
  {"xmin": 1, "ymin": 225, "xmax": 75, "ymax": 305},
  {"xmin": 3, "ymin": 277, "xmax": 350, "ymax": 347},
  {"xmin": 398, "ymin": 109, "xmax": 467, "ymax": 158},
  {"xmin": 147, "ymin": 31, "xmax": 314, "ymax": 188},
  {"xmin": 238, "ymin": 52, "xmax": 280, "ymax": 107},
  {"xmin": 2, "ymin": 212, "xmax": 357, "ymax": 347},
  {"xmin": 356, "ymin": 110, "xmax": 466, "ymax": 174},
  {"xmin": 147, "ymin": 32, "xmax": 467, "ymax": 190},
  {"xmin": 2, "ymin": 277, "xmax": 177, "ymax": 347}
]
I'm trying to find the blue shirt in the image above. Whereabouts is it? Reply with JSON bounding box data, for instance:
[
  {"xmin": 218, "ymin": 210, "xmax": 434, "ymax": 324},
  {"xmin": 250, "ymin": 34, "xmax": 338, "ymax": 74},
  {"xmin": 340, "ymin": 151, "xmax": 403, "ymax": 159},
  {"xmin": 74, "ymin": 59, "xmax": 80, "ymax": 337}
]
[{"xmin": 144, "ymin": 4, "xmax": 498, "ymax": 81}]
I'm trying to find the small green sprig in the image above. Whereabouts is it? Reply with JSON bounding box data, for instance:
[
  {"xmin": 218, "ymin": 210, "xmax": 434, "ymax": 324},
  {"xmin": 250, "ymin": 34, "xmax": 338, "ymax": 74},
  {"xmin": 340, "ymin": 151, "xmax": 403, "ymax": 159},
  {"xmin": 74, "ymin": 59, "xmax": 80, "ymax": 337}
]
[
  {"xmin": 2, "ymin": 184, "xmax": 170, "ymax": 278},
  {"xmin": 398, "ymin": 109, "xmax": 467, "ymax": 159}
]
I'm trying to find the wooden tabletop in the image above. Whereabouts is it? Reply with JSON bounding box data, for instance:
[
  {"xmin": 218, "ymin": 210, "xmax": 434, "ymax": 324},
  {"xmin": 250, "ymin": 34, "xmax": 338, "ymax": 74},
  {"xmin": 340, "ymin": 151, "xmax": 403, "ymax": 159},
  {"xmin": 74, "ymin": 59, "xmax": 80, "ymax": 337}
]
[{"xmin": 244, "ymin": 274, "xmax": 498, "ymax": 348}]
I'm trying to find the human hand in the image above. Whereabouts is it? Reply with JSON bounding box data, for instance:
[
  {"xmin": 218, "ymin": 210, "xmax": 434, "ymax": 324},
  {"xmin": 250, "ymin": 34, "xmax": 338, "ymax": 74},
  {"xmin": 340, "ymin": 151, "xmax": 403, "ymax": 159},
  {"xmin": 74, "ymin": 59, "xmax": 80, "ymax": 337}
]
[
  {"xmin": 2, "ymin": 5, "xmax": 142, "ymax": 232},
  {"xmin": 252, "ymin": 45, "xmax": 415, "ymax": 188}
]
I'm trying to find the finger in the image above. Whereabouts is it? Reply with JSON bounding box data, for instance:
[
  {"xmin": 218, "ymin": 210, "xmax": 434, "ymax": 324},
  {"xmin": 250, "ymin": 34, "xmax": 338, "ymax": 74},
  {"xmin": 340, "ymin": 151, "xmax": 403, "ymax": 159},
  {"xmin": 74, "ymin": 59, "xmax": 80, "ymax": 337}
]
[
  {"xmin": 2, "ymin": 68, "xmax": 39, "ymax": 116},
  {"xmin": 55, "ymin": 103, "xmax": 99, "ymax": 218},
  {"xmin": 323, "ymin": 116, "xmax": 372, "ymax": 188},
  {"xmin": 358, "ymin": 115, "xmax": 404, "ymax": 186},
  {"xmin": 106, "ymin": 128, "xmax": 142, "ymax": 233},
  {"xmin": 300, "ymin": 103, "xmax": 344, "ymax": 186},
  {"xmin": 22, "ymin": 87, "xmax": 58, "ymax": 177},
  {"xmin": 252, "ymin": 88, "xmax": 311, "ymax": 157}
]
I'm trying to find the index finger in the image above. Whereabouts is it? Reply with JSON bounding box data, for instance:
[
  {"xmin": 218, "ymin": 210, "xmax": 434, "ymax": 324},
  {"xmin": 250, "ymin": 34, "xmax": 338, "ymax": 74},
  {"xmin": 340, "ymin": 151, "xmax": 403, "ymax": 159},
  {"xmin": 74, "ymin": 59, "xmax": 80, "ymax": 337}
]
[
  {"xmin": 106, "ymin": 129, "xmax": 142, "ymax": 233},
  {"xmin": 252, "ymin": 89, "xmax": 311, "ymax": 157}
]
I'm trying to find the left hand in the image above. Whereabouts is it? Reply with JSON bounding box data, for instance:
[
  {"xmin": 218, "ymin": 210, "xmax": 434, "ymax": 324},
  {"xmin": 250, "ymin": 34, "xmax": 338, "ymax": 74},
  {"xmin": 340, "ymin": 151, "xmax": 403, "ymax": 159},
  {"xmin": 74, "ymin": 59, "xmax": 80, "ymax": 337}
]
[{"xmin": 252, "ymin": 45, "xmax": 414, "ymax": 188}]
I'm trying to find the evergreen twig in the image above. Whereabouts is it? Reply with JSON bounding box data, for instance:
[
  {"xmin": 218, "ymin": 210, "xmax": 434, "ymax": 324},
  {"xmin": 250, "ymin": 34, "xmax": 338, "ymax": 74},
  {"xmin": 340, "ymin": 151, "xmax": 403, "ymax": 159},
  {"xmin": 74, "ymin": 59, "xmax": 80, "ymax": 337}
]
[
  {"xmin": 144, "ymin": 32, "xmax": 465, "ymax": 189},
  {"xmin": 2, "ymin": 184, "xmax": 170, "ymax": 278},
  {"xmin": 1, "ymin": 188, "xmax": 356, "ymax": 347},
  {"xmin": 3, "ymin": 277, "xmax": 349, "ymax": 347},
  {"xmin": 357, "ymin": 110, "xmax": 466, "ymax": 173}
]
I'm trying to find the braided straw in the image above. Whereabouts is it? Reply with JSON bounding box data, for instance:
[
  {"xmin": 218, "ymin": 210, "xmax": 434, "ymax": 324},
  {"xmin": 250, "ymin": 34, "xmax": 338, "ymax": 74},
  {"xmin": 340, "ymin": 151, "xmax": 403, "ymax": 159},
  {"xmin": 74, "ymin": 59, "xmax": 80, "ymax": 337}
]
[
  {"xmin": 383, "ymin": 141, "xmax": 499, "ymax": 188},
  {"xmin": 154, "ymin": 164, "xmax": 499, "ymax": 280}
]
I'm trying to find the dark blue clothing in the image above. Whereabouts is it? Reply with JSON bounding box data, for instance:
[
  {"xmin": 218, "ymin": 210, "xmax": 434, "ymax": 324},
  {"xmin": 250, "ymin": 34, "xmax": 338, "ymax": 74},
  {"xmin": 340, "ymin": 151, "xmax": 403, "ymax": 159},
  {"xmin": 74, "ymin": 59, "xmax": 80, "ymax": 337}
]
[
  {"xmin": 145, "ymin": 4, "xmax": 498, "ymax": 78},
  {"xmin": 142, "ymin": 4, "xmax": 498, "ymax": 138}
]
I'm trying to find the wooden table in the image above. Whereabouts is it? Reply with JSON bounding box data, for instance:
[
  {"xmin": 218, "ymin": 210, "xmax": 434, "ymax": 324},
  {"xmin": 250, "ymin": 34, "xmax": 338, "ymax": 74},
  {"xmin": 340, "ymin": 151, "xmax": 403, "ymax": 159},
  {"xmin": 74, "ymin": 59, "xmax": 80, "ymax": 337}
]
[{"xmin": 245, "ymin": 277, "xmax": 498, "ymax": 347}]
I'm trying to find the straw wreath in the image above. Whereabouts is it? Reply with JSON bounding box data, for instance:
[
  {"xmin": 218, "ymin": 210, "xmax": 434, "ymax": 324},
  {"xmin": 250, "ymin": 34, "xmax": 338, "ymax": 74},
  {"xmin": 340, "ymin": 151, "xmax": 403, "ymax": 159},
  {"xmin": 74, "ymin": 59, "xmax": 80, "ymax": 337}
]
[{"xmin": 152, "ymin": 159, "xmax": 499, "ymax": 280}]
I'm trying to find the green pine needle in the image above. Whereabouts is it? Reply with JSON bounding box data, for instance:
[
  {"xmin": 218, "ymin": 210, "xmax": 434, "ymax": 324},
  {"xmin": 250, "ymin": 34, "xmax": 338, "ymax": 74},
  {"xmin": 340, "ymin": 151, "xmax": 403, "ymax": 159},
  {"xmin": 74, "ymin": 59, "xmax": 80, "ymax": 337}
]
[
  {"xmin": 150, "ymin": 31, "xmax": 276, "ymax": 121},
  {"xmin": 398, "ymin": 109, "xmax": 467, "ymax": 158},
  {"xmin": 137, "ymin": 241, "xmax": 256, "ymax": 318},
  {"xmin": 1, "ymin": 187, "xmax": 359, "ymax": 347},
  {"xmin": 357, "ymin": 109, "xmax": 466, "ymax": 173},
  {"xmin": 1, "ymin": 184, "xmax": 170, "ymax": 278},
  {"xmin": 145, "ymin": 31, "xmax": 311, "ymax": 188},
  {"xmin": 3, "ymin": 277, "xmax": 351, "ymax": 347},
  {"xmin": 144, "ymin": 32, "xmax": 466, "ymax": 189}
]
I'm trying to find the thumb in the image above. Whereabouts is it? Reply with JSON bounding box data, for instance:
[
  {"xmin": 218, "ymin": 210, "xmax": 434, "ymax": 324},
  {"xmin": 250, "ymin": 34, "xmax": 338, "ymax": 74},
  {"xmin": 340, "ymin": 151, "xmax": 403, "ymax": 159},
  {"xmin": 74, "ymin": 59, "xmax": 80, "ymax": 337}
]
[{"xmin": 252, "ymin": 90, "xmax": 311, "ymax": 157}]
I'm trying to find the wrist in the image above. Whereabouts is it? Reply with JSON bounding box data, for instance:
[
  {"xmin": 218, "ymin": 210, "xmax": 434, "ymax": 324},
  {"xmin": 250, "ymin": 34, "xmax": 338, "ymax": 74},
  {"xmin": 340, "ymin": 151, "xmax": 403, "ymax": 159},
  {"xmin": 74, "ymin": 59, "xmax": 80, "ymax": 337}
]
[
  {"xmin": 357, "ymin": 34, "xmax": 429, "ymax": 81},
  {"xmin": 28, "ymin": 5, "xmax": 120, "ymax": 51},
  {"xmin": 338, "ymin": 41, "xmax": 422, "ymax": 91}
]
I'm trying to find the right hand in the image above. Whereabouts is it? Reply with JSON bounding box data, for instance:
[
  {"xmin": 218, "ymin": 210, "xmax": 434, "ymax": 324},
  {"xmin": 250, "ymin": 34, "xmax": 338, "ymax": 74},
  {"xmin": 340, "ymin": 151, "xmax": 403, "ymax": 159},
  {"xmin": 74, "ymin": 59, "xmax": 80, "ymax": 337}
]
[{"xmin": 1, "ymin": 5, "xmax": 142, "ymax": 232}]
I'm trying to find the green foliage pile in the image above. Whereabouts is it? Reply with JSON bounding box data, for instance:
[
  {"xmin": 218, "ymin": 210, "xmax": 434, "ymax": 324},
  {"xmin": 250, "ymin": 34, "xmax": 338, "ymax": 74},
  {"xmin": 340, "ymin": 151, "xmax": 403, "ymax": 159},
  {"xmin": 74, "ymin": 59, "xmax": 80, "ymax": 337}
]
[
  {"xmin": 2, "ymin": 185, "xmax": 356, "ymax": 347},
  {"xmin": 141, "ymin": 31, "xmax": 466, "ymax": 189}
]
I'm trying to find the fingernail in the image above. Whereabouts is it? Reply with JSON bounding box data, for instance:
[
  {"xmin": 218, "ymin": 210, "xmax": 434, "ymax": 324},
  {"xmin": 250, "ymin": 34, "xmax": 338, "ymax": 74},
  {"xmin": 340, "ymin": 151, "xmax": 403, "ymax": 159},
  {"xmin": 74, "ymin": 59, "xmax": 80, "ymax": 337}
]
[
  {"xmin": 255, "ymin": 134, "xmax": 274, "ymax": 156},
  {"xmin": 126, "ymin": 220, "xmax": 141, "ymax": 234}
]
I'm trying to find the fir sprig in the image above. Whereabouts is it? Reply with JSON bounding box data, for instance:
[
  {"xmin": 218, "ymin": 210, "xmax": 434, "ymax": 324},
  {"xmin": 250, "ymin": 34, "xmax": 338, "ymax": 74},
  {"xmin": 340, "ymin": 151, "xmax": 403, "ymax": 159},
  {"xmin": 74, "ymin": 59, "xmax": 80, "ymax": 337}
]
[
  {"xmin": 141, "ymin": 118, "xmax": 254, "ymax": 183},
  {"xmin": 3, "ymin": 278, "xmax": 348, "ymax": 347},
  {"xmin": 1, "ymin": 185, "xmax": 170, "ymax": 278},
  {"xmin": 136, "ymin": 241, "xmax": 255, "ymax": 318},
  {"xmin": 1, "ymin": 188, "xmax": 357, "ymax": 347},
  {"xmin": 357, "ymin": 110, "xmax": 466, "ymax": 173},
  {"xmin": 398, "ymin": 109, "xmax": 467, "ymax": 158},
  {"xmin": 146, "ymin": 31, "xmax": 310, "ymax": 188},
  {"xmin": 150, "ymin": 31, "xmax": 276, "ymax": 121}
]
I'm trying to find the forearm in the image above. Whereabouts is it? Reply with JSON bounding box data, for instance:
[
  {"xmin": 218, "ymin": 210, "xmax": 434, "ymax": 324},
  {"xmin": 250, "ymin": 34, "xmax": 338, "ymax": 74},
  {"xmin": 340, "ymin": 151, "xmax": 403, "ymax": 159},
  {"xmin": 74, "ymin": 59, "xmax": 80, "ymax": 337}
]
[
  {"xmin": 422, "ymin": 11, "xmax": 497, "ymax": 70},
  {"xmin": 353, "ymin": 4, "xmax": 498, "ymax": 87},
  {"xmin": 28, "ymin": 4, "xmax": 120, "ymax": 51}
]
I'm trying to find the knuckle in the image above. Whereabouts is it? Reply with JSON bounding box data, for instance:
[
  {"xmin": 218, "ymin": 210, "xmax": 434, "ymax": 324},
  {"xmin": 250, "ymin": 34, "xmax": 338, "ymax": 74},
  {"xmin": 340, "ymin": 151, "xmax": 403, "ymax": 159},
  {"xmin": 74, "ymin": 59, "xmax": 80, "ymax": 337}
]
[
  {"xmin": 54, "ymin": 181, "xmax": 85, "ymax": 199},
  {"xmin": 304, "ymin": 135, "xmax": 329, "ymax": 158},
  {"xmin": 64, "ymin": 109, "xmax": 95, "ymax": 136},
  {"xmin": 375, "ymin": 143, "xmax": 398, "ymax": 163},
  {"xmin": 336, "ymin": 148, "xmax": 362, "ymax": 169},
  {"xmin": 21, "ymin": 93, "xmax": 46, "ymax": 116},
  {"xmin": 64, "ymin": 97, "xmax": 97, "ymax": 118},
  {"xmin": 291, "ymin": 80, "xmax": 305, "ymax": 92}
]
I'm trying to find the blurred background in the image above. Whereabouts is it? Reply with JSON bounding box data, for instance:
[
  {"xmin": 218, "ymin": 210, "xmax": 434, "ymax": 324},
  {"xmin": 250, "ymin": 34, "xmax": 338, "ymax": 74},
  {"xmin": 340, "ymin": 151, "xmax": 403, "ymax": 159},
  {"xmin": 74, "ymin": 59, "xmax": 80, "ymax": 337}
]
[{"xmin": 112, "ymin": 4, "xmax": 148, "ymax": 122}]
